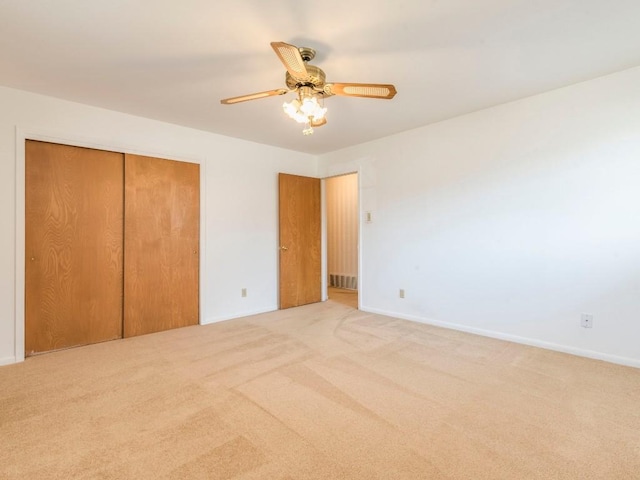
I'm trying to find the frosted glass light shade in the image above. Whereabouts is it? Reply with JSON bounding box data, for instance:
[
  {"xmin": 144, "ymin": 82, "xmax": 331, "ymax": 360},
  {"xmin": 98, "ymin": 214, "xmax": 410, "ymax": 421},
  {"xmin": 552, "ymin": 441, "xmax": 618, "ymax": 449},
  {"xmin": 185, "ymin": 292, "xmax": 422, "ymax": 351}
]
[{"xmin": 283, "ymin": 93, "xmax": 327, "ymax": 124}]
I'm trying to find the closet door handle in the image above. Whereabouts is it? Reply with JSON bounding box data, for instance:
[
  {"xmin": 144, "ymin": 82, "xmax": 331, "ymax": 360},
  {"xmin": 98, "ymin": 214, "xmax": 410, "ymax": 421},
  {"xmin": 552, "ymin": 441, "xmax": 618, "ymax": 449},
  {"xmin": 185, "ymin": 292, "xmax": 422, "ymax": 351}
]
[{"xmin": 280, "ymin": 246, "xmax": 289, "ymax": 251}]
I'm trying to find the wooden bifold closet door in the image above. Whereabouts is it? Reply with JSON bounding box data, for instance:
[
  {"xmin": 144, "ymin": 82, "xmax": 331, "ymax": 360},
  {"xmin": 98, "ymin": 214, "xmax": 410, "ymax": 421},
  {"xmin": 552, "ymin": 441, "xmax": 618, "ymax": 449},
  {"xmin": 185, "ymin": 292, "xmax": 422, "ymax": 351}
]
[{"xmin": 25, "ymin": 141, "xmax": 199, "ymax": 356}]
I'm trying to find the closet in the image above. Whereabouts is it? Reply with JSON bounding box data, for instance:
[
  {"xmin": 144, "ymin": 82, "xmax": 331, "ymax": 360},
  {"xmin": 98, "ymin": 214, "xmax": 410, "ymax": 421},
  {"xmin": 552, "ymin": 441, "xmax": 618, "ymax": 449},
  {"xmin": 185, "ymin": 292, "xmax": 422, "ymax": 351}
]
[{"xmin": 25, "ymin": 141, "xmax": 199, "ymax": 356}]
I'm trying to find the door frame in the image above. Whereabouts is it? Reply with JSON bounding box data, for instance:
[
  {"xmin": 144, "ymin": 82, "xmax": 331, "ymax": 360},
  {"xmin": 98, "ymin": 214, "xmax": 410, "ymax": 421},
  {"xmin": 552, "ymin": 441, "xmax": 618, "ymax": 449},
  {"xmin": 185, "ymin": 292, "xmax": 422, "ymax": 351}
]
[
  {"xmin": 14, "ymin": 127, "xmax": 206, "ymax": 363},
  {"xmin": 321, "ymin": 170, "xmax": 362, "ymax": 309}
]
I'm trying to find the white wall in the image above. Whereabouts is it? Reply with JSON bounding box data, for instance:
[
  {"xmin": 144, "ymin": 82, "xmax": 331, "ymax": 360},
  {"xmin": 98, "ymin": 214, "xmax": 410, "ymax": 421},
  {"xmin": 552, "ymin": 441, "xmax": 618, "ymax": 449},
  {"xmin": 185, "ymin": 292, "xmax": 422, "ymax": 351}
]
[
  {"xmin": 0, "ymin": 85, "xmax": 317, "ymax": 365},
  {"xmin": 4, "ymin": 66, "xmax": 640, "ymax": 368},
  {"xmin": 319, "ymin": 66, "xmax": 640, "ymax": 367},
  {"xmin": 326, "ymin": 174, "xmax": 359, "ymax": 288}
]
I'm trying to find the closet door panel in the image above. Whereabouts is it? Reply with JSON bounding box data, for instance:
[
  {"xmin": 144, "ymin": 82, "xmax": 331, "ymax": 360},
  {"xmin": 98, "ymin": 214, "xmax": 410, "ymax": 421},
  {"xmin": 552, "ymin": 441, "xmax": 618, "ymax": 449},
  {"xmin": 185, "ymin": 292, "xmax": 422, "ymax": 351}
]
[
  {"xmin": 124, "ymin": 154, "xmax": 200, "ymax": 337},
  {"xmin": 25, "ymin": 141, "xmax": 124, "ymax": 355}
]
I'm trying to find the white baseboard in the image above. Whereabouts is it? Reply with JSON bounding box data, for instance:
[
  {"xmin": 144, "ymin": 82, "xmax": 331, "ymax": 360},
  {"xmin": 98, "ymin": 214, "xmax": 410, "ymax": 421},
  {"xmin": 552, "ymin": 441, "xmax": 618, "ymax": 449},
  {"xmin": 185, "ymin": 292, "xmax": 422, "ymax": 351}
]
[
  {"xmin": 360, "ymin": 306, "xmax": 640, "ymax": 369},
  {"xmin": 0, "ymin": 356, "xmax": 17, "ymax": 366},
  {"xmin": 203, "ymin": 306, "xmax": 278, "ymax": 325}
]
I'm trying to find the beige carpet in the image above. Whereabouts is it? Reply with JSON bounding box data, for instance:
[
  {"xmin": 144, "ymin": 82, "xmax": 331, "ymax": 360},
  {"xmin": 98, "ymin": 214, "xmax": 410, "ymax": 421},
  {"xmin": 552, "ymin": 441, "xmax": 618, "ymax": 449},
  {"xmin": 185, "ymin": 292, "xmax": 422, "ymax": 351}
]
[{"xmin": 2, "ymin": 300, "xmax": 639, "ymax": 479}]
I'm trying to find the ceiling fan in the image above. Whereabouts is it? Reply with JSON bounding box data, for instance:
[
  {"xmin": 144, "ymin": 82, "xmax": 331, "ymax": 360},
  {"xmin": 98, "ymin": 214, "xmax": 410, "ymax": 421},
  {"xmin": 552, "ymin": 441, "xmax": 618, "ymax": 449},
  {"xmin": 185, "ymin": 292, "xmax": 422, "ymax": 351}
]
[{"xmin": 220, "ymin": 41, "xmax": 397, "ymax": 135}]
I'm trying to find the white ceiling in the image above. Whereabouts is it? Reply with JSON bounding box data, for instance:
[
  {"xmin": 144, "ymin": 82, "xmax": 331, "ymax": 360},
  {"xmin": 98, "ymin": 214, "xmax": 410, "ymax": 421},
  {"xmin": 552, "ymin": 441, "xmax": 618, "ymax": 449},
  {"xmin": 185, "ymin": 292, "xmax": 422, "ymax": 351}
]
[{"xmin": 1, "ymin": 0, "xmax": 639, "ymax": 155}]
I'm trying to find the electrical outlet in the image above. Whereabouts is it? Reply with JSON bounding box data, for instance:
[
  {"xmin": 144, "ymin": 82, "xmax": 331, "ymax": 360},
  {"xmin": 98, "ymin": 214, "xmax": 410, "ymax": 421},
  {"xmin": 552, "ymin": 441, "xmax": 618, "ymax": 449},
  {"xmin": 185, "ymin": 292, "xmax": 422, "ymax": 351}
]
[
  {"xmin": 581, "ymin": 314, "xmax": 593, "ymax": 328},
  {"xmin": 241, "ymin": 288, "xmax": 247, "ymax": 298},
  {"xmin": 399, "ymin": 289, "xmax": 405, "ymax": 299}
]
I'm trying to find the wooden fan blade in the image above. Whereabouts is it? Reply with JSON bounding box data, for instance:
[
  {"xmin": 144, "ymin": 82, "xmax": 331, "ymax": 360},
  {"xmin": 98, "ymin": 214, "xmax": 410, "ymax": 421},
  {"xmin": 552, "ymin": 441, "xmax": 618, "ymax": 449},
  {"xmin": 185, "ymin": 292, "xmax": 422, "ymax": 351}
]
[
  {"xmin": 271, "ymin": 41, "xmax": 309, "ymax": 81},
  {"xmin": 324, "ymin": 83, "xmax": 397, "ymax": 99},
  {"xmin": 220, "ymin": 89, "xmax": 289, "ymax": 105}
]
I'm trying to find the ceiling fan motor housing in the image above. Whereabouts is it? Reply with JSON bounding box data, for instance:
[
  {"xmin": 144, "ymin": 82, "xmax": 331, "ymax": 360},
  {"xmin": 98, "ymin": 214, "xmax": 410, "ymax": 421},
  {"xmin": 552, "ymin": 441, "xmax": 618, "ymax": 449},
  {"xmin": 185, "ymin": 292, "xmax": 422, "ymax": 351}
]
[{"xmin": 286, "ymin": 65, "xmax": 326, "ymax": 91}]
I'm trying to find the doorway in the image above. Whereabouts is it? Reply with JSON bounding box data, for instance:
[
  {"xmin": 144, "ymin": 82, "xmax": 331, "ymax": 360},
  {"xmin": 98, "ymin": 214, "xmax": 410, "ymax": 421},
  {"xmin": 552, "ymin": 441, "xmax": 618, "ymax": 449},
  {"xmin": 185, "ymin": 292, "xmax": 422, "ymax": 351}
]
[{"xmin": 325, "ymin": 173, "xmax": 359, "ymax": 309}]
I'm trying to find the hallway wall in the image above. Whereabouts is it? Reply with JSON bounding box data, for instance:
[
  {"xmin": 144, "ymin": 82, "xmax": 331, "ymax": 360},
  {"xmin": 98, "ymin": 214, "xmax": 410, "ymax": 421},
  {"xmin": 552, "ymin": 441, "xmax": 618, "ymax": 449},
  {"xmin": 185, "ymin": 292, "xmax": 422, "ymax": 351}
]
[{"xmin": 326, "ymin": 174, "xmax": 359, "ymax": 289}]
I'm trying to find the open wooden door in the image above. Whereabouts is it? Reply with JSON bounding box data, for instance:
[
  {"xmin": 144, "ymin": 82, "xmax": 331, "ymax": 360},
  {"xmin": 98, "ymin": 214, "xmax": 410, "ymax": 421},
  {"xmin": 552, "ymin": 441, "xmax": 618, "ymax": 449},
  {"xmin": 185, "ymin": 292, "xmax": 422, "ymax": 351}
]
[
  {"xmin": 25, "ymin": 141, "xmax": 124, "ymax": 355},
  {"xmin": 279, "ymin": 173, "xmax": 321, "ymax": 309},
  {"xmin": 124, "ymin": 154, "xmax": 200, "ymax": 337}
]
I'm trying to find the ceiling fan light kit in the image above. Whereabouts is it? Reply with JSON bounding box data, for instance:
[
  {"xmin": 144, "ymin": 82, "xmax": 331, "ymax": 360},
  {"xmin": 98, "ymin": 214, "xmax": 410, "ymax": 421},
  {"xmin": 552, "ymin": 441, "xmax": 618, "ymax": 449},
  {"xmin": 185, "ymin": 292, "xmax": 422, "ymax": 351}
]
[
  {"xmin": 282, "ymin": 86, "xmax": 327, "ymax": 135},
  {"xmin": 221, "ymin": 42, "xmax": 397, "ymax": 136}
]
